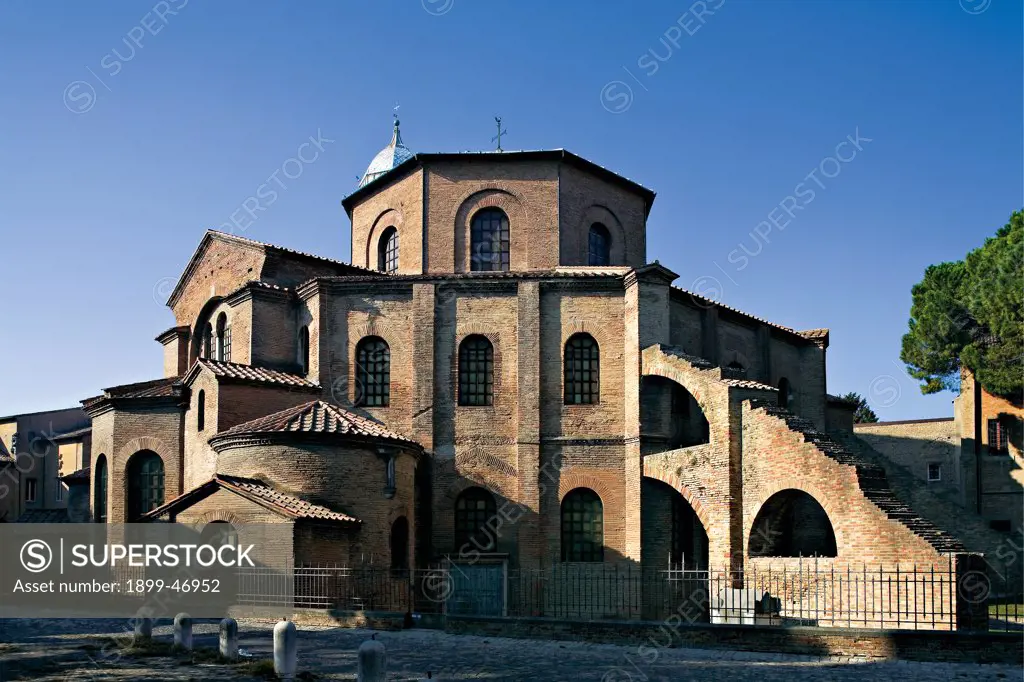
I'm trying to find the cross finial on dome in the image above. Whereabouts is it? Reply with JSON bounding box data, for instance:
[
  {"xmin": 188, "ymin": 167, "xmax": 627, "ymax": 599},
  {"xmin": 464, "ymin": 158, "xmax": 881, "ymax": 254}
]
[{"xmin": 357, "ymin": 107, "xmax": 413, "ymax": 188}]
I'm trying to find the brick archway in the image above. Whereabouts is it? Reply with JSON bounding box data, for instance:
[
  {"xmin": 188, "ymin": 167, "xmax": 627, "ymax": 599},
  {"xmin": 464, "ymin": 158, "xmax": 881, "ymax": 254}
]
[
  {"xmin": 640, "ymin": 463, "xmax": 712, "ymax": 534},
  {"xmin": 746, "ymin": 484, "xmax": 843, "ymax": 557}
]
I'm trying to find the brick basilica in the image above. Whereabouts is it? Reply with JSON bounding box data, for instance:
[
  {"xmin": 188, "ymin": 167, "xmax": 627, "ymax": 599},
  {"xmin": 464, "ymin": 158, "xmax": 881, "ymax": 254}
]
[{"xmin": 82, "ymin": 118, "xmax": 970, "ymax": 577}]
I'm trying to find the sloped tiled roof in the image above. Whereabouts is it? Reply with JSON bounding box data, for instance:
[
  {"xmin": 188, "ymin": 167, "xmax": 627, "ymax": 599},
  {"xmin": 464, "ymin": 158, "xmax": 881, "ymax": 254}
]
[
  {"xmin": 212, "ymin": 400, "xmax": 418, "ymax": 447},
  {"xmin": 83, "ymin": 377, "xmax": 182, "ymax": 408},
  {"xmin": 720, "ymin": 378, "xmax": 778, "ymax": 391},
  {"xmin": 190, "ymin": 359, "xmax": 319, "ymax": 389},
  {"xmin": 143, "ymin": 474, "xmax": 359, "ymax": 524},
  {"xmin": 299, "ymin": 268, "xmax": 631, "ymax": 291},
  {"xmin": 16, "ymin": 509, "xmax": 71, "ymax": 523},
  {"xmin": 61, "ymin": 466, "xmax": 90, "ymax": 483},
  {"xmin": 53, "ymin": 426, "xmax": 91, "ymax": 441}
]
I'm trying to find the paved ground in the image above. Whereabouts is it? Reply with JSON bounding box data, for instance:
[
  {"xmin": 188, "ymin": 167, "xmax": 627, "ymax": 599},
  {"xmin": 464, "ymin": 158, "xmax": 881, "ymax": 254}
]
[{"xmin": 0, "ymin": 618, "xmax": 1020, "ymax": 681}]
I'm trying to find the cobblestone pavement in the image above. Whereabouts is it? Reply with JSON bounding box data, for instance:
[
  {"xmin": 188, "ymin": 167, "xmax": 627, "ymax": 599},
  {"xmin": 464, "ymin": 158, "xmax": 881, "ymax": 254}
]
[{"xmin": 0, "ymin": 619, "xmax": 1020, "ymax": 681}]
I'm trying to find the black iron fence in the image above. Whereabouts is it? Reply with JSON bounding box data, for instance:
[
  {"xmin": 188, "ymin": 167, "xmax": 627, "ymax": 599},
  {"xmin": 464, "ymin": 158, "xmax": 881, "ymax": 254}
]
[{"xmin": 233, "ymin": 560, "xmax": 1022, "ymax": 633}]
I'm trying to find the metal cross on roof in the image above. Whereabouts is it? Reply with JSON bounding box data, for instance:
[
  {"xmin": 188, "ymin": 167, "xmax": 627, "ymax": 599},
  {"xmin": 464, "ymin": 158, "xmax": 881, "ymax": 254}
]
[{"xmin": 492, "ymin": 116, "xmax": 507, "ymax": 151}]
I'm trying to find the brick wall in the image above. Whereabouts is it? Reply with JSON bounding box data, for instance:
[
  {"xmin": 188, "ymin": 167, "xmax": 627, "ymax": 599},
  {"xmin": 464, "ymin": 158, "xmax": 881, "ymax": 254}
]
[
  {"xmin": 213, "ymin": 440, "xmax": 417, "ymax": 565},
  {"xmin": 558, "ymin": 164, "xmax": 646, "ymax": 268},
  {"xmin": 350, "ymin": 169, "xmax": 423, "ymax": 273},
  {"xmin": 854, "ymin": 419, "xmax": 961, "ymax": 498}
]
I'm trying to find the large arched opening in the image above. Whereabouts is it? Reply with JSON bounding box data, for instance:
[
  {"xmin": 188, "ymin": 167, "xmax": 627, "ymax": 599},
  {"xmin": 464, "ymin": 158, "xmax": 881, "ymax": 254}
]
[
  {"xmin": 125, "ymin": 450, "xmax": 165, "ymax": 521},
  {"xmin": 748, "ymin": 489, "xmax": 837, "ymax": 558},
  {"xmin": 640, "ymin": 376, "xmax": 710, "ymax": 454}
]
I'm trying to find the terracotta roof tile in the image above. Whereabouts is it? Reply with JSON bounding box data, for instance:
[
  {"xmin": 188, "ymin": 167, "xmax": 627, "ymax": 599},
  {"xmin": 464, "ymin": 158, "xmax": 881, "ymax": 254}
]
[
  {"xmin": 217, "ymin": 474, "xmax": 359, "ymax": 523},
  {"xmin": 207, "ymin": 230, "xmax": 380, "ymax": 276},
  {"xmin": 195, "ymin": 359, "xmax": 319, "ymax": 388},
  {"xmin": 143, "ymin": 474, "xmax": 360, "ymax": 524},
  {"xmin": 84, "ymin": 377, "xmax": 183, "ymax": 408},
  {"xmin": 720, "ymin": 378, "xmax": 779, "ymax": 391},
  {"xmin": 213, "ymin": 400, "xmax": 417, "ymax": 446}
]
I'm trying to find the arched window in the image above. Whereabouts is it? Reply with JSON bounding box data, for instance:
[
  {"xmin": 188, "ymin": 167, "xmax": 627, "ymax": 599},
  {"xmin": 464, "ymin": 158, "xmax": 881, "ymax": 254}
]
[
  {"xmin": 355, "ymin": 336, "xmax": 390, "ymax": 407},
  {"xmin": 458, "ymin": 335, "xmax": 494, "ymax": 406},
  {"xmin": 561, "ymin": 488, "xmax": 604, "ymax": 562},
  {"xmin": 564, "ymin": 333, "xmax": 600, "ymax": 405},
  {"xmin": 378, "ymin": 227, "xmax": 399, "ymax": 273},
  {"xmin": 201, "ymin": 521, "xmax": 238, "ymax": 548},
  {"xmin": 201, "ymin": 324, "xmax": 213, "ymax": 359},
  {"xmin": 454, "ymin": 487, "xmax": 497, "ymax": 551},
  {"xmin": 94, "ymin": 455, "xmax": 107, "ymax": 523},
  {"xmin": 215, "ymin": 313, "xmax": 230, "ymax": 362},
  {"xmin": 778, "ymin": 377, "xmax": 792, "ymax": 408},
  {"xmin": 588, "ymin": 223, "xmax": 611, "ymax": 266},
  {"xmin": 390, "ymin": 516, "xmax": 409, "ymax": 569},
  {"xmin": 470, "ymin": 208, "xmax": 510, "ymax": 272},
  {"xmin": 298, "ymin": 326, "xmax": 310, "ymax": 375},
  {"xmin": 197, "ymin": 390, "xmax": 206, "ymax": 431},
  {"xmin": 126, "ymin": 451, "xmax": 164, "ymax": 521}
]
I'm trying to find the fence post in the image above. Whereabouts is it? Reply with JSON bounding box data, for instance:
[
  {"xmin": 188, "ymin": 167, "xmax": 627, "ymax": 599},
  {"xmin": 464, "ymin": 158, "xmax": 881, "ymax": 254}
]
[
  {"xmin": 173, "ymin": 613, "xmax": 193, "ymax": 650},
  {"xmin": 273, "ymin": 619, "xmax": 298, "ymax": 679},
  {"xmin": 220, "ymin": 618, "xmax": 239, "ymax": 660},
  {"xmin": 358, "ymin": 635, "xmax": 387, "ymax": 681},
  {"xmin": 954, "ymin": 553, "xmax": 990, "ymax": 631},
  {"xmin": 133, "ymin": 615, "xmax": 153, "ymax": 643}
]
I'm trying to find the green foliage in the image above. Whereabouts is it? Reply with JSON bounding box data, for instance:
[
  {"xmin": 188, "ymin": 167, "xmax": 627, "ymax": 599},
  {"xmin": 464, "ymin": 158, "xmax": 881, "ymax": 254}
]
[
  {"xmin": 901, "ymin": 211, "xmax": 1023, "ymax": 403},
  {"xmin": 839, "ymin": 392, "xmax": 878, "ymax": 423}
]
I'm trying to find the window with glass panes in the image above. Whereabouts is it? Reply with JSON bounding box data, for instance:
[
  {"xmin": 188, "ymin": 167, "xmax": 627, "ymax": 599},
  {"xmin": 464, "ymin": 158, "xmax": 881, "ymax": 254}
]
[
  {"xmin": 561, "ymin": 488, "xmax": 603, "ymax": 562},
  {"xmin": 458, "ymin": 335, "xmax": 493, "ymax": 406},
  {"xmin": 94, "ymin": 456, "xmax": 107, "ymax": 523},
  {"xmin": 588, "ymin": 223, "xmax": 611, "ymax": 266},
  {"xmin": 455, "ymin": 487, "xmax": 497, "ymax": 550},
  {"xmin": 564, "ymin": 333, "xmax": 600, "ymax": 404},
  {"xmin": 356, "ymin": 337, "xmax": 391, "ymax": 407},
  {"xmin": 378, "ymin": 227, "xmax": 399, "ymax": 273},
  {"xmin": 988, "ymin": 419, "xmax": 1009, "ymax": 455},
  {"xmin": 127, "ymin": 451, "xmax": 164, "ymax": 520},
  {"xmin": 470, "ymin": 209, "xmax": 510, "ymax": 272}
]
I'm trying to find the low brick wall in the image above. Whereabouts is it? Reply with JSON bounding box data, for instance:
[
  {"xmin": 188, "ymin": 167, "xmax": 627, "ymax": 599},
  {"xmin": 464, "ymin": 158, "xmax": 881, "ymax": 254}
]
[{"xmin": 444, "ymin": 615, "xmax": 1024, "ymax": 664}]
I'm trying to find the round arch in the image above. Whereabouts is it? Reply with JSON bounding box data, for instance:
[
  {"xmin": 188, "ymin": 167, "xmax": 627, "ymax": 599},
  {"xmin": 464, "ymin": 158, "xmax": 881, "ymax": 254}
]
[
  {"xmin": 748, "ymin": 488, "xmax": 837, "ymax": 558},
  {"xmin": 124, "ymin": 450, "xmax": 166, "ymax": 521},
  {"xmin": 452, "ymin": 188, "xmax": 528, "ymax": 272}
]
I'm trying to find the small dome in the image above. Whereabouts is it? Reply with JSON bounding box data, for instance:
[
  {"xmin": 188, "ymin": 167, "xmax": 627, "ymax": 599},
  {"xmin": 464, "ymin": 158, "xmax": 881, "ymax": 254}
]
[{"xmin": 358, "ymin": 117, "xmax": 413, "ymax": 188}]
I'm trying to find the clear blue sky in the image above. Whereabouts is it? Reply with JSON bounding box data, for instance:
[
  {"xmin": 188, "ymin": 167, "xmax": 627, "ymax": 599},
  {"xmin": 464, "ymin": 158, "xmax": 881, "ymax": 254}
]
[{"xmin": 0, "ymin": 0, "xmax": 1019, "ymax": 420}]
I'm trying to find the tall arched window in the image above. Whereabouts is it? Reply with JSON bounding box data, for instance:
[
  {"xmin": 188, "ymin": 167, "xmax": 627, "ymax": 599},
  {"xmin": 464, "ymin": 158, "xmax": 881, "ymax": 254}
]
[
  {"xmin": 378, "ymin": 227, "xmax": 399, "ymax": 273},
  {"xmin": 588, "ymin": 223, "xmax": 611, "ymax": 266},
  {"xmin": 470, "ymin": 208, "xmax": 510, "ymax": 272},
  {"xmin": 94, "ymin": 455, "xmax": 108, "ymax": 523},
  {"xmin": 458, "ymin": 335, "xmax": 494, "ymax": 406},
  {"xmin": 215, "ymin": 313, "xmax": 230, "ymax": 362},
  {"xmin": 298, "ymin": 326, "xmax": 310, "ymax": 375},
  {"xmin": 202, "ymin": 324, "xmax": 213, "ymax": 359},
  {"xmin": 564, "ymin": 333, "xmax": 600, "ymax": 405},
  {"xmin": 454, "ymin": 487, "xmax": 497, "ymax": 551},
  {"xmin": 197, "ymin": 390, "xmax": 206, "ymax": 431},
  {"xmin": 126, "ymin": 451, "xmax": 164, "ymax": 521},
  {"xmin": 778, "ymin": 377, "xmax": 792, "ymax": 408},
  {"xmin": 390, "ymin": 516, "xmax": 409, "ymax": 569},
  {"xmin": 355, "ymin": 336, "xmax": 390, "ymax": 407},
  {"xmin": 561, "ymin": 488, "xmax": 604, "ymax": 562}
]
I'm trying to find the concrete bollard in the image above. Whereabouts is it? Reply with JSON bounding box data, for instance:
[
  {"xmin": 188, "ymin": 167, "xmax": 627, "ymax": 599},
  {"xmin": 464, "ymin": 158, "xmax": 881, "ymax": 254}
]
[
  {"xmin": 133, "ymin": 616, "xmax": 153, "ymax": 642},
  {"xmin": 219, "ymin": 618, "xmax": 238, "ymax": 661},
  {"xmin": 273, "ymin": 619, "xmax": 297, "ymax": 680},
  {"xmin": 357, "ymin": 635, "xmax": 387, "ymax": 682},
  {"xmin": 173, "ymin": 613, "xmax": 193, "ymax": 650}
]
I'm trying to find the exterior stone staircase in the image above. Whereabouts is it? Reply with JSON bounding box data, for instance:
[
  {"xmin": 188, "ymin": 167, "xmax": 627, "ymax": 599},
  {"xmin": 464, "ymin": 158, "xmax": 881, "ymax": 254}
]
[
  {"xmin": 834, "ymin": 428, "xmax": 1023, "ymax": 581},
  {"xmin": 749, "ymin": 399, "xmax": 967, "ymax": 555}
]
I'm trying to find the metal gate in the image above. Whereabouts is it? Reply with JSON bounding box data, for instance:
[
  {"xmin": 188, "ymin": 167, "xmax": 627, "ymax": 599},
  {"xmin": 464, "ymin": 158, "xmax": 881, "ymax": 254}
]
[{"xmin": 445, "ymin": 562, "xmax": 506, "ymax": 616}]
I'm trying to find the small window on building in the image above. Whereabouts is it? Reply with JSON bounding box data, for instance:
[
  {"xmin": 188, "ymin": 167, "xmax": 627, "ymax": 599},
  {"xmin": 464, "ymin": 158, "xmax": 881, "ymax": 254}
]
[
  {"xmin": 470, "ymin": 208, "xmax": 510, "ymax": 272},
  {"xmin": 455, "ymin": 487, "xmax": 497, "ymax": 551},
  {"xmin": 24, "ymin": 478, "xmax": 37, "ymax": 503},
  {"xmin": 561, "ymin": 488, "xmax": 604, "ymax": 562},
  {"xmin": 202, "ymin": 323, "xmax": 213, "ymax": 359},
  {"xmin": 378, "ymin": 227, "xmax": 399, "ymax": 273},
  {"xmin": 778, "ymin": 377, "xmax": 791, "ymax": 408},
  {"xmin": 94, "ymin": 455, "xmax": 108, "ymax": 523},
  {"xmin": 355, "ymin": 336, "xmax": 391, "ymax": 407},
  {"xmin": 390, "ymin": 516, "xmax": 409, "ymax": 569},
  {"xmin": 588, "ymin": 223, "xmax": 611, "ymax": 266},
  {"xmin": 927, "ymin": 462, "xmax": 941, "ymax": 482},
  {"xmin": 215, "ymin": 313, "xmax": 228, "ymax": 362},
  {"xmin": 197, "ymin": 390, "xmax": 206, "ymax": 431},
  {"xmin": 564, "ymin": 333, "xmax": 600, "ymax": 405},
  {"xmin": 990, "ymin": 519, "xmax": 1012, "ymax": 533},
  {"xmin": 458, "ymin": 335, "xmax": 494, "ymax": 406},
  {"xmin": 988, "ymin": 419, "xmax": 1009, "ymax": 455},
  {"xmin": 55, "ymin": 477, "xmax": 65, "ymax": 502},
  {"xmin": 298, "ymin": 326, "xmax": 310, "ymax": 375}
]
